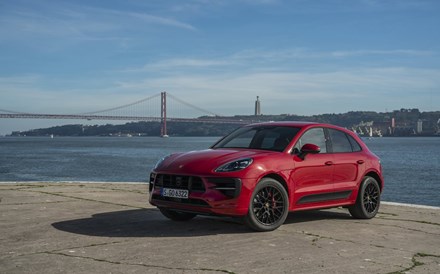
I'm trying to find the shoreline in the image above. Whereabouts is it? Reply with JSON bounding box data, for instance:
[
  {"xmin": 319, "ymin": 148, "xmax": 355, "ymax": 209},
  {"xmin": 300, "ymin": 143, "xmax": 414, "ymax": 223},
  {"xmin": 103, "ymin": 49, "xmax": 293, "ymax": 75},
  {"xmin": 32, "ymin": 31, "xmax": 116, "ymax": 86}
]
[{"xmin": 1, "ymin": 181, "xmax": 439, "ymax": 209}]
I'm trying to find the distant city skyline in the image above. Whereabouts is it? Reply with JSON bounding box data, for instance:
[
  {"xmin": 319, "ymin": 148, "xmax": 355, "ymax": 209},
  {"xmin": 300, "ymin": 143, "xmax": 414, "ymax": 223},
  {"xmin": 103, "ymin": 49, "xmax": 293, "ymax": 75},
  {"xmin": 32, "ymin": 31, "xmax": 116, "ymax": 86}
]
[{"xmin": 1, "ymin": 0, "xmax": 440, "ymax": 135}]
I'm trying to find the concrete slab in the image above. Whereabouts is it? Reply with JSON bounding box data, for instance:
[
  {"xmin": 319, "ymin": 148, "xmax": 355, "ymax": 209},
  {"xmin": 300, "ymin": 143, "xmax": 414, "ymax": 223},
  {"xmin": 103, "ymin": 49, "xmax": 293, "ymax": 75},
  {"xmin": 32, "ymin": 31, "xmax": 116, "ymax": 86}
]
[{"xmin": 1, "ymin": 183, "xmax": 439, "ymax": 274}]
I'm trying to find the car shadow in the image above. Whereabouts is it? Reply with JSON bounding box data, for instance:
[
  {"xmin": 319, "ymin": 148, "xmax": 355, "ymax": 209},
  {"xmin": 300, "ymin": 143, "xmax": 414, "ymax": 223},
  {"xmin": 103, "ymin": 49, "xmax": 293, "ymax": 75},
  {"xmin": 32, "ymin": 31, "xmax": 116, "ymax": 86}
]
[
  {"xmin": 52, "ymin": 208, "xmax": 352, "ymax": 237},
  {"xmin": 52, "ymin": 208, "xmax": 247, "ymax": 237},
  {"xmin": 284, "ymin": 209, "xmax": 352, "ymax": 225}
]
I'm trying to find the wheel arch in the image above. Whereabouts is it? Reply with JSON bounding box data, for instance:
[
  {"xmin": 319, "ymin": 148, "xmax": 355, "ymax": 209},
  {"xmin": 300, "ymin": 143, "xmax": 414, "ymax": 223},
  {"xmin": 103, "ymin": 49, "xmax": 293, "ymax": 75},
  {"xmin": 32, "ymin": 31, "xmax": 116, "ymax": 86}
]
[
  {"xmin": 261, "ymin": 173, "xmax": 289, "ymax": 196},
  {"xmin": 365, "ymin": 171, "xmax": 383, "ymax": 191}
]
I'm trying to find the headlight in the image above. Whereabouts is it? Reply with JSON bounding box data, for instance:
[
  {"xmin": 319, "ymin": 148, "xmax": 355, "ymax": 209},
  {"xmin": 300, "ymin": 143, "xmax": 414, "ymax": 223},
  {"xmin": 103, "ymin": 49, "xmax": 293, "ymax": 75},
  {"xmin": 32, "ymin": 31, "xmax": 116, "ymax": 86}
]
[
  {"xmin": 154, "ymin": 154, "xmax": 171, "ymax": 170},
  {"xmin": 215, "ymin": 158, "xmax": 253, "ymax": 172}
]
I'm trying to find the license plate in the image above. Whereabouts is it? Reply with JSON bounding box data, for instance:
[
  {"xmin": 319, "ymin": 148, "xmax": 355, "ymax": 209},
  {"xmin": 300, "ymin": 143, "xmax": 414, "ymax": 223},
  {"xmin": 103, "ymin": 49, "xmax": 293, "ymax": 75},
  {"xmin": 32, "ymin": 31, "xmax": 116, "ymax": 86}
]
[{"xmin": 161, "ymin": 188, "xmax": 189, "ymax": 199}]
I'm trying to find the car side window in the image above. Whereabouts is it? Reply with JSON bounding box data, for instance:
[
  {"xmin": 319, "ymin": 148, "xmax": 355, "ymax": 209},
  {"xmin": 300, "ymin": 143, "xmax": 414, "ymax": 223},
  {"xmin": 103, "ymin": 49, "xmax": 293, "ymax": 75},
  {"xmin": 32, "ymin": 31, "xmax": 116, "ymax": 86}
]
[
  {"xmin": 329, "ymin": 129, "xmax": 353, "ymax": 153},
  {"xmin": 294, "ymin": 128, "xmax": 327, "ymax": 153}
]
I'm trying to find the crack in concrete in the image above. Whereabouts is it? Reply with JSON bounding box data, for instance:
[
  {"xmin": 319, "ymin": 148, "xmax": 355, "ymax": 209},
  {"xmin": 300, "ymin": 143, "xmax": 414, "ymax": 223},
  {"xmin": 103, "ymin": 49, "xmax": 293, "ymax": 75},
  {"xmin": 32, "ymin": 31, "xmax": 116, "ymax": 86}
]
[
  {"xmin": 9, "ymin": 238, "xmax": 236, "ymax": 273},
  {"xmin": 295, "ymin": 230, "xmax": 405, "ymax": 253},
  {"xmin": 43, "ymin": 251, "xmax": 236, "ymax": 273},
  {"xmin": 44, "ymin": 241, "xmax": 126, "ymax": 255},
  {"xmin": 386, "ymin": 253, "xmax": 440, "ymax": 274},
  {"xmin": 4, "ymin": 240, "xmax": 125, "ymax": 260},
  {"xmin": 296, "ymin": 230, "xmax": 440, "ymax": 272}
]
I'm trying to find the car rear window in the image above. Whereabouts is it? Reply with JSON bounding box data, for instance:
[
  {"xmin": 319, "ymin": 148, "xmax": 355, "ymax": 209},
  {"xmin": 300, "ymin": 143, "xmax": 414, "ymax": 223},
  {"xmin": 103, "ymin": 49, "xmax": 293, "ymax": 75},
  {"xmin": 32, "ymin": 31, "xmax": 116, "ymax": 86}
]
[
  {"xmin": 328, "ymin": 129, "xmax": 362, "ymax": 153},
  {"xmin": 329, "ymin": 129, "xmax": 353, "ymax": 153}
]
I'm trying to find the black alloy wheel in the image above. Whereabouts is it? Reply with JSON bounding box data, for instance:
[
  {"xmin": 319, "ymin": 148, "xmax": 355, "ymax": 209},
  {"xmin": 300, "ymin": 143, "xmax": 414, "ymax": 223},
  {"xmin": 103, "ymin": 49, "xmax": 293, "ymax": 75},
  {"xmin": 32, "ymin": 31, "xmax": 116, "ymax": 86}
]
[
  {"xmin": 245, "ymin": 178, "xmax": 289, "ymax": 232},
  {"xmin": 349, "ymin": 176, "xmax": 381, "ymax": 219}
]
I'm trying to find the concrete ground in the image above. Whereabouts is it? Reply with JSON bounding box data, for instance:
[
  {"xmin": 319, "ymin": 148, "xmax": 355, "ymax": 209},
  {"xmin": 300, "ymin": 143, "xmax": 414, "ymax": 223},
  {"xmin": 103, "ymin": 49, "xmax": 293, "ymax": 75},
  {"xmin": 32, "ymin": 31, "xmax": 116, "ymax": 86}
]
[{"xmin": 0, "ymin": 182, "xmax": 439, "ymax": 274}]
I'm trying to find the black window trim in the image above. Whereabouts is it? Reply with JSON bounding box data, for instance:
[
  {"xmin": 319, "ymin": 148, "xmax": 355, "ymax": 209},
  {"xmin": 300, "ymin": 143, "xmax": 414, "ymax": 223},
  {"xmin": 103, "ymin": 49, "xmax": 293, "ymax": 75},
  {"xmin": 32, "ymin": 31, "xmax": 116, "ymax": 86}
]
[
  {"xmin": 292, "ymin": 126, "xmax": 364, "ymax": 155},
  {"xmin": 325, "ymin": 128, "xmax": 363, "ymax": 154},
  {"xmin": 292, "ymin": 127, "xmax": 331, "ymax": 155}
]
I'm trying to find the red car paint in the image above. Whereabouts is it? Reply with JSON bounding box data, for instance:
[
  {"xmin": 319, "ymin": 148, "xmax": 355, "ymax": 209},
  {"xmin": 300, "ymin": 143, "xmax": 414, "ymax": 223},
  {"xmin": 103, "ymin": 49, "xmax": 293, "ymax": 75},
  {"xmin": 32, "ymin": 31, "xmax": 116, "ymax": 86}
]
[{"xmin": 149, "ymin": 122, "xmax": 383, "ymax": 231}]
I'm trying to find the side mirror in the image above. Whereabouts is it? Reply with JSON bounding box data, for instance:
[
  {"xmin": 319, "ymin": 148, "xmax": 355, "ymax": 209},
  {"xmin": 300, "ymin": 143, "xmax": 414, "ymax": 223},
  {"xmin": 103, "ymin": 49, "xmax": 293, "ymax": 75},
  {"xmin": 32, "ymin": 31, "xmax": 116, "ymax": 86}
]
[{"xmin": 298, "ymin": 143, "xmax": 320, "ymax": 159}]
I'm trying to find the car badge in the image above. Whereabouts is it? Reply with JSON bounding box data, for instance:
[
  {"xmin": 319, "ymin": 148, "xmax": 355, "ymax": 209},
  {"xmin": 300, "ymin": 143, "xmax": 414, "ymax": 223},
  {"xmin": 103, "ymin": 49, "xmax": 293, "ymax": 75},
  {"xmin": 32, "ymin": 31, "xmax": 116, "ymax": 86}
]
[{"xmin": 175, "ymin": 177, "xmax": 182, "ymax": 187}]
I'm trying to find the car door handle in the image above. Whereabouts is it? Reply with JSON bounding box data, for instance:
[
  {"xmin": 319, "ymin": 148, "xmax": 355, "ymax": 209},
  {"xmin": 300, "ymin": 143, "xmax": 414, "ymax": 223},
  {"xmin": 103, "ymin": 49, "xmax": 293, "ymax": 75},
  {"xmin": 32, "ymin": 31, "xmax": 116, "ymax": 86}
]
[
  {"xmin": 325, "ymin": 161, "xmax": 333, "ymax": 166},
  {"xmin": 357, "ymin": 160, "xmax": 365, "ymax": 164}
]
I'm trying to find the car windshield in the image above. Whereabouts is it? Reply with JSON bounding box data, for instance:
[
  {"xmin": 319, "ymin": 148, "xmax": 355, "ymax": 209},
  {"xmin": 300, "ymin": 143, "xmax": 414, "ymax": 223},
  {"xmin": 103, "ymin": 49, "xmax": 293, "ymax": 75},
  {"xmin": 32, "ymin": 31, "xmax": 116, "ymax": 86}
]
[{"xmin": 212, "ymin": 126, "xmax": 301, "ymax": 152}]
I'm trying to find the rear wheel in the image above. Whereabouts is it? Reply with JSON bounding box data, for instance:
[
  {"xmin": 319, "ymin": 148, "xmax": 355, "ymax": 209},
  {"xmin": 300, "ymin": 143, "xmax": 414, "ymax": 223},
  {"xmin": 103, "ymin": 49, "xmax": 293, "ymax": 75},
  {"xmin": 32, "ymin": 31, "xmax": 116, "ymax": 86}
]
[
  {"xmin": 244, "ymin": 178, "xmax": 289, "ymax": 232},
  {"xmin": 349, "ymin": 176, "xmax": 381, "ymax": 219},
  {"xmin": 159, "ymin": 208, "xmax": 197, "ymax": 221}
]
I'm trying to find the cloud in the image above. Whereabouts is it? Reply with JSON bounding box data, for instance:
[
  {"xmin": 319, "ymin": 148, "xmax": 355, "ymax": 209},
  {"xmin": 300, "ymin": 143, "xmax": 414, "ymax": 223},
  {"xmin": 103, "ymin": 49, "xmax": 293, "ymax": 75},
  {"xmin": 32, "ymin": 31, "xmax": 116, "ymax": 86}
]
[
  {"xmin": 112, "ymin": 66, "xmax": 440, "ymax": 116},
  {"xmin": 143, "ymin": 58, "xmax": 234, "ymax": 70},
  {"xmin": 121, "ymin": 48, "xmax": 435, "ymax": 75},
  {"xmin": 0, "ymin": 1, "xmax": 196, "ymax": 42},
  {"xmin": 90, "ymin": 8, "xmax": 197, "ymax": 31},
  {"xmin": 330, "ymin": 50, "xmax": 433, "ymax": 58}
]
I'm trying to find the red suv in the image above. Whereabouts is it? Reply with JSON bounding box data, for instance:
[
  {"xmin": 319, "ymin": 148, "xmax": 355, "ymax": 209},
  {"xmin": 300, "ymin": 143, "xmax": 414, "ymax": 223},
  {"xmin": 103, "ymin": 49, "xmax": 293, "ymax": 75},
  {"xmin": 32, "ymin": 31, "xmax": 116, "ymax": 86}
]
[{"xmin": 149, "ymin": 122, "xmax": 383, "ymax": 231}]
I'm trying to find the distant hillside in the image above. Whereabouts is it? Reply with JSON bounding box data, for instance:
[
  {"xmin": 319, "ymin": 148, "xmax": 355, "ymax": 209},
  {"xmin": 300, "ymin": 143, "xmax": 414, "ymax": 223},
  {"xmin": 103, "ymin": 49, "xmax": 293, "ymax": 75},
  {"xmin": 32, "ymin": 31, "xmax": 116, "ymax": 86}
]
[{"xmin": 10, "ymin": 109, "xmax": 440, "ymax": 137}]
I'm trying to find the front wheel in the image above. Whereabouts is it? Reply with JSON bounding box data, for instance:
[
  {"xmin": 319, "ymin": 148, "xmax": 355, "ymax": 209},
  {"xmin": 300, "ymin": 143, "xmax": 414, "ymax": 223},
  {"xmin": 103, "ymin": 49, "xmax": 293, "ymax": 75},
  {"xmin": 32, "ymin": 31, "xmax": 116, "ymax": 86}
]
[
  {"xmin": 349, "ymin": 176, "xmax": 381, "ymax": 219},
  {"xmin": 244, "ymin": 178, "xmax": 289, "ymax": 232},
  {"xmin": 159, "ymin": 208, "xmax": 197, "ymax": 221}
]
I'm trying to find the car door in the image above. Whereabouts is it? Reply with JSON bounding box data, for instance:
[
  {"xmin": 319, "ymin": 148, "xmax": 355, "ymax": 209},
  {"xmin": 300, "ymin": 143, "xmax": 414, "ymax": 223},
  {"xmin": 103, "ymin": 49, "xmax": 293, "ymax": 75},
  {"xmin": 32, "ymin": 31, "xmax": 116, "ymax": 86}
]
[
  {"xmin": 327, "ymin": 128, "xmax": 365, "ymax": 193},
  {"xmin": 290, "ymin": 127, "xmax": 334, "ymax": 206}
]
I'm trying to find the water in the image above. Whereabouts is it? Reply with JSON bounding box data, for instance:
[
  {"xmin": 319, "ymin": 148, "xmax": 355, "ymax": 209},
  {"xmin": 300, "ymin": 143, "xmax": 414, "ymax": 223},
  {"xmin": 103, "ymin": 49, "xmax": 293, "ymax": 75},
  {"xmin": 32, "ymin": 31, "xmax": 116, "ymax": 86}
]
[{"xmin": 0, "ymin": 136, "xmax": 438, "ymax": 207}]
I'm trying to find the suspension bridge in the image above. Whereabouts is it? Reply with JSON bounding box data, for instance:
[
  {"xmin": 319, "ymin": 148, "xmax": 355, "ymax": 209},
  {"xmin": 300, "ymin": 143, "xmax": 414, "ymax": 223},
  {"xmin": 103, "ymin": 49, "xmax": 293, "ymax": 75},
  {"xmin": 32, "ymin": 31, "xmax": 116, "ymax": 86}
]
[{"xmin": 0, "ymin": 92, "xmax": 257, "ymax": 136}]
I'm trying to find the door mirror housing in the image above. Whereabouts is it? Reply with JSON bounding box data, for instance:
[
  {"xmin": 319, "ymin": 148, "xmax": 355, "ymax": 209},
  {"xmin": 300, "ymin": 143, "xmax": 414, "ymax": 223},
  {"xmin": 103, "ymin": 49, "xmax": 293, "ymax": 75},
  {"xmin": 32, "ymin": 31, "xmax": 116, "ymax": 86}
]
[{"xmin": 298, "ymin": 143, "xmax": 321, "ymax": 159}]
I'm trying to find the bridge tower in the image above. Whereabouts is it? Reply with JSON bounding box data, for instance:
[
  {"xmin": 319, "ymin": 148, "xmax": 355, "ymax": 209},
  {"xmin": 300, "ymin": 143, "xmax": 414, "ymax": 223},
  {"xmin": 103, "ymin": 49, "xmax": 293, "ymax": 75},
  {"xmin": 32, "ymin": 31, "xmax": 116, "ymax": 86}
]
[{"xmin": 160, "ymin": 92, "xmax": 168, "ymax": 137}]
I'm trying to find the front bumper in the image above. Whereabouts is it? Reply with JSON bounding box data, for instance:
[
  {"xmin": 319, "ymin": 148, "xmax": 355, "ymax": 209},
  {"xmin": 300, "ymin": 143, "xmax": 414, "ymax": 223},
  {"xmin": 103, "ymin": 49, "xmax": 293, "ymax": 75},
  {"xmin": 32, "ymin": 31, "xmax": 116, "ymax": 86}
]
[{"xmin": 149, "ymin": 172, "xmax": 255, "ymax": 216}]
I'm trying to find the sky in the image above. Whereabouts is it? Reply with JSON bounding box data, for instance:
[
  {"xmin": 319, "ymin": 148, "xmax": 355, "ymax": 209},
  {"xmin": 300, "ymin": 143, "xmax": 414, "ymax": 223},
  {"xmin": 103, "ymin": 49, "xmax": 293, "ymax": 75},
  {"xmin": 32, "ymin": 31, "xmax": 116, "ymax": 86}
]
[{"xmin": 1, "ymin": 0, "xmax": 439, "ymax": 135}]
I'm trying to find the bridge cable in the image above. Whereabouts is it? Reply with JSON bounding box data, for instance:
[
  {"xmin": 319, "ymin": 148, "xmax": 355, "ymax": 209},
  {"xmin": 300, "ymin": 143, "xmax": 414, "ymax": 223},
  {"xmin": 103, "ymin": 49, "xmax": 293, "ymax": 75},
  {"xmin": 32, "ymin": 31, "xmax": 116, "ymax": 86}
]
[
  {"xmin": 167, "ymin": 93, "xmax": 221, "ymax": 117},
  {"xmin": 78, "ymin": 93, "xmax": 161, "ymax": 115},
  {"xmin": 0, "ymin": 108, "xmax": 31, "ymax": 114}
]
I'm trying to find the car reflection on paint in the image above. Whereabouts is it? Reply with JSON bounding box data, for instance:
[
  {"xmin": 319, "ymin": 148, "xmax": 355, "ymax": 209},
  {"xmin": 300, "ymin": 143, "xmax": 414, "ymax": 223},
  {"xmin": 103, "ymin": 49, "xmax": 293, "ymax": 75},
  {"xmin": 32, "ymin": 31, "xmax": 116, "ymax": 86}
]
[{"xmin": 149, "ymin": 122, "xmax": 383, "ymax": 232}]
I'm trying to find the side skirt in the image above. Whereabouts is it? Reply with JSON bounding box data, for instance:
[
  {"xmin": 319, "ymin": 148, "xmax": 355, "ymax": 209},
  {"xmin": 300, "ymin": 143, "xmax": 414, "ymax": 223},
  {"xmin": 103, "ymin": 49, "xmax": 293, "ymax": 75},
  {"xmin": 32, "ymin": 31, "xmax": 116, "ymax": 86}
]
[{"xmin": 297, "ymin": 191, "xmax": 352, "ymax": 205}]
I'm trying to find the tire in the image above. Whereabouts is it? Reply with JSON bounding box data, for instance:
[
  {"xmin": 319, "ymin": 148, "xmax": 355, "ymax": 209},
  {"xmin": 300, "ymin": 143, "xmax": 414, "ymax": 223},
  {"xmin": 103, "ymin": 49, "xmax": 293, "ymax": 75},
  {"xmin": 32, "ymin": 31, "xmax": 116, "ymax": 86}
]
[
  {"xmin": 244, "ymin": 178, "xmax": 289, "ymax": 232},
  {"xmin": 159, "ymin": 208, "xmax": 197, "ymax": 221},
  {"xmin": 349, "ymin": 176, "xmax": 381, "ymax": 219}
]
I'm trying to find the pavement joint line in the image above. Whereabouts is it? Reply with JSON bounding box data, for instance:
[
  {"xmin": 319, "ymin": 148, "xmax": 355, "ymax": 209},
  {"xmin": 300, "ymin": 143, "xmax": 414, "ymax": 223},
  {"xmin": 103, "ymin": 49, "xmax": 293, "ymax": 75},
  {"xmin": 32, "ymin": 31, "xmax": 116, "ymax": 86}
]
[
  {"xmin": 86, "ymin": 186, "xmax": 147, "ymax": 195},
  {"xmin": 377, "ymin": 216, "xmax": 440, "ymax": 226},
  {"xmin": 1, "ymin": 200, "xmax": 78, "ymax": 206},
  {"xmin": 0, "ymin": 185, "xmax": 47, "ymax": 191},
  {"xmin": 1, "ymin": 240, "xmax": 126, "ymax": 260},
  {"xmin": 42, "ymin": 251, "xmax": 236, "ymax": 274},
  {"xmin": 5, "ymin": 183, "xmax": 147, "ymax": 195},
  {"xmin": 353, "ymin": 221, "xmax": 440, "ymax": 236},
  {"xmin": 23, "ymin": 189, "xmax": 146, "ymax": 209},
  {"xmin": 377, "ymin": 212, "xmax": 399, "ymax": 217}
]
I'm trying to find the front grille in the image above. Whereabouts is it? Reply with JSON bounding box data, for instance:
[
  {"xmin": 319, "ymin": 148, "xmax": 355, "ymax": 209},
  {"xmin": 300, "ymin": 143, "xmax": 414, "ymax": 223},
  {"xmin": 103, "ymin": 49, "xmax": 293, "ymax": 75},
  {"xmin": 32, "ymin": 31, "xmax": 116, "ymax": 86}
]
[{"xmin": 154, "ymin": 174, "xmax": 205, "ymax": 192}]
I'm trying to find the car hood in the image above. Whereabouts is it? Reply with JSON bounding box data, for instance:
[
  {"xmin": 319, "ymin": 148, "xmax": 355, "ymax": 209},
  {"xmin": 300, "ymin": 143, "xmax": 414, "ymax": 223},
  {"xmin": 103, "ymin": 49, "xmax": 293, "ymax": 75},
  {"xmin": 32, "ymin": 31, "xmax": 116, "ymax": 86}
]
[{"xmin": 155, "ymin": 148, "xmax": 275, "ymax": 175}]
